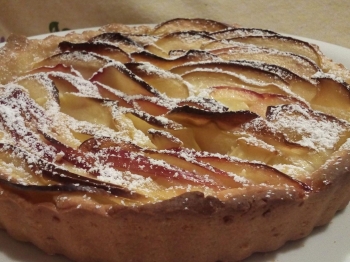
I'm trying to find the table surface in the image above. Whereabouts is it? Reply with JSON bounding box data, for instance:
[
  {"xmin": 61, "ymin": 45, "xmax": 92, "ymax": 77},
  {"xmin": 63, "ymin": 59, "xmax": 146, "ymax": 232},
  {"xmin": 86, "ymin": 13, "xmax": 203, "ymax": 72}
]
[{"xmin": 0, "ymin": 0, "xmax": 349, "ymax": 49}]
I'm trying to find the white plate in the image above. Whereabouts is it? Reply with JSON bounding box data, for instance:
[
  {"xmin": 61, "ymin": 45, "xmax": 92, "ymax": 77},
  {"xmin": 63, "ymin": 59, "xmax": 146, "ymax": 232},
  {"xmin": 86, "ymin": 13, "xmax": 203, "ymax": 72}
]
[{"xmin": 0, "ymin": 29, "xmax": 350, "ymax": 262}]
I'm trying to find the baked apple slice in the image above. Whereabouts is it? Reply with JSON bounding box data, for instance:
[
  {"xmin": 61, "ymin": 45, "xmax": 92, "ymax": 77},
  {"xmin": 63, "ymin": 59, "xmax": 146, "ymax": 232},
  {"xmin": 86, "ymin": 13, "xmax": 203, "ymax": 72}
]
[
  {"xmin": 210, "ymin": 46, "xmax": 320, "ymax": 79},
  {"xmin": 125, "ymin": 62, "xmax": 190, "ymax": 98},
  {"xmin": 90, "ymin": 63, "xmax": 161, "ymax": 97},
  {"xmin": 170, "ymin": 61, "xmax": 288, "ymax": 88},
  {"xmin": 210, "ymin": 27, "xmax": 279, "ymax": 39},
  {"xmin": 180, "ymin": 69, "xmax": 288, "ymax": 95},
  {"xmin": 58, "ymin": 41, "xmax": 131, "ymax": 63},
  {"xmin": 154, "ymin": 31, "xmax": 215, "ymax": 53},
  {"xmin": 210, "ymin": 86, "xmax": 308, "ymax": 116},
  {"xmin": 89, "ymin": 32, "xmax": 143, "ymax": 53},
  {"xmin": 131, "ymin": 50, "xmax": 219, "ymax": 70},
  {"xmin": 152, "ymin": 18, "xmax": 230, "ymax": 35},
  {"xmin": 14, "ymin": 74, "xmax": 59, "ymax": 108},
  {"xmin": 195, "ymin": 153, "xmax": 309, "ymax": 190},
  {"xmin": 35, "ymin": 51, "xmax": 110, "ymax": 79},
  {"xmin": 59, "ymin": 92, "xmax": 116, "ymax": 129},
  {"xmin": 227, "ymin": 35, "xmax": 321, "ymax": 66},
  {"xmin": 148, "ymin": 129, "xmax": 184, "ymax": 149},
  {"xmin": 310, "ymin": 76, "xmax": 350, "ymax": 121}
]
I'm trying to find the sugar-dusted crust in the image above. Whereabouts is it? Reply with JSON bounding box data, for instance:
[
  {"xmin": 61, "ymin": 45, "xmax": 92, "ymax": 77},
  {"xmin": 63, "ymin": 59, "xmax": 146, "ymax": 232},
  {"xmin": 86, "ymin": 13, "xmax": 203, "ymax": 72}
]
[{"xmin": 0, "ymin": 18, "xmax": 350, "ymax": 262}]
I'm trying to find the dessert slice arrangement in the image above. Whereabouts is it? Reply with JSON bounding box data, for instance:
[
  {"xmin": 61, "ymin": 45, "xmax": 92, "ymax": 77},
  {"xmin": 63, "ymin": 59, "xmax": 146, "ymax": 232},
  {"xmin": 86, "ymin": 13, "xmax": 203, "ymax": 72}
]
[{"xmin": 0, "ymin": 18, "xmax": 349, "ymax": 262}]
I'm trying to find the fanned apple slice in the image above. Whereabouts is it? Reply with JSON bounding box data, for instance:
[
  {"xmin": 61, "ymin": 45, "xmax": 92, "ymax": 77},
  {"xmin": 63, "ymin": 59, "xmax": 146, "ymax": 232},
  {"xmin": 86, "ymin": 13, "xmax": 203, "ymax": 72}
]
[
  {"xmin": 0, "ymin": 143, "xmax": 49, "ymax": 185},
  {"xmin": 310, "ymin": 76, "xmax": 350, "ymax": 121},
  {"xmin": 145, "ymin": 149, "xmax": 246, "ymax": 189},
  {"xmin": 228, "ymin": 134, "xmax": 280, "ymax": 163},
  {"xmin": 143, "ymin": 44, "xmax": 170, "ymax": 58},
  {"xmin": 167, "ymin": 106, "xmax": 258, "ymax": 130},
  {"xmin": 266, "ymin": 104, "xmax": 350, "ymax": 152},
  {"xmin": 14, "ymin": 74, "xmax": 59, "ymax": 108},
  {"xmin": 89, "ymin": 32, "xmax": 143, "ymax": 53},
  {"xmin": 125, "ymin": 62, "xmax": 190, "ymax": 98},
  {"xmin": 78, "ymin": 137, "xmax": 221, "ymax": 188},
  {"xmin": 59, "ymin": 92, "xmax": 116, "ymax": 129},
  {"xmin": 131, "ymin": 50, "xmax": 219, "ymax": 70},
  {"xmin": 0, "ymin": 143, "xmax": 140, "ymax": 198},
  {"xmin": 152, "ymin": 18, "xmax": 231, "ymax": 35},
  {"xmin": 35, "ymin": 51, "xmax": 110, "ymax": 79},
  {"xmin": 195, "ymin": 153, "xmax": 309, "ymax": 190},
  {"xmin": 180, "ymin": 69, "xmax": 289, "ymax": 95},
  {"xmin": 147, "ymin": 129, "xmax": 184, "ymax": 149},
  {"xmin": 27, "ymin": 64, "xmax": 81, "ymax": 77},
  {"xmin": 39, "ymin": 161, "xmax": 142, "ymax": 199},
  {"xmin": 170, "ymin": 61, "xmax": 288, "ymax": 88},
  {"xmin": 155, "ymin": 31, "xmax": 215, "ymax": 53},
  {"xmin": 226, "ymin": 36, "xmax": 321, "ymax": 66},
  {"xmin": 45, "ymin": 72, "xmax": 101, "ymax": 97},
  {"xmin": 58, "ymin": 41, "xmax": 131, "ymax": 63},
  {"xmin": 93, "ymin": 82, "xmax": 134, "ymax": 108},
  {"xmin": 123, "ymin": 109, "xmax": 180, "ymax": 133},
  {"xmin": 177, "ymin": 97, "xmax": 229, "ymax": 112},
  {"xmin": 210, "ymin": 28, "xmax": 279, "ymax": 39},
  {"xmin": 0, "ymin": 87, "xmax": 59, "ymax": 161},
  {"xmin": 128, "ymin": 97, "xmax": 171, "ymax": 116},
  {"xmin": 90, "ymin": 63, "xmax": 161, "ymax": 97},
  {"xmin": 210, "ymin": 86, "xmax": 308, "ymax": 116},
  {"xmin": 210, "ymin": 46, "xmax": 320, "ymax": 79},
  {"xmin": 126, "ymin": 34, "xmax": 160, "ymax": 46}
]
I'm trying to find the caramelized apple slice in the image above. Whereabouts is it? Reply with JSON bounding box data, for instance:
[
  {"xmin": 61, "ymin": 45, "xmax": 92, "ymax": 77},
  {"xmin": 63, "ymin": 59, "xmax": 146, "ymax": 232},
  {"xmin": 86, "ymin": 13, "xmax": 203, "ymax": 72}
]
[
  {"xmin": 210, "ymin": 86, "xmax": 308, "ymax": 116},
  {"xmin": 177, "ymin": 97, "xmax": 228, "ymax": 112},
  {"xmin": 129, "ymin": 96, "xmax": 170, "ymax": 116},
  {"xmin": 152, "ymin": 18, "xmax": 230, "ymax": 35},
  {"xmin": 27, "ymin": 64, "xmax": 81, "ymax": 77},
  {"xmin": 155, "ymin": 31, "xmax": 215, "ymax": 53},
  {"xmin": 144, "ymin": 44, "xmax": 170, "ymax": 58},
  {"xmin": 0, "ymin": 143, "xmax": 48, "ymax": 185},
  {"xmin": 131, "ymin": 50, "xmax": 219, "ymax": 70},
  {"xmin": 14, "ymin": 74, "xmax": 59, "ymax": 108},
  {"xmin": 35, "ymin": 51, "xmax": 110, "ymax": 79},
  {"xmin": 210, "ymin": 28, "xmax": 279, "ymax": 39},
  {"xmin": 125, "ymin": 62, "xmax": 190, "ymax": 98},
  {"xmin": 90, "ymin": 63, "xmax": 161, "ymax": 97},
  {"xmin": 167, "ymin": 106, "xmax": 258, "ymax": 130},
  {"xmin": 47, "ymin": 73, "xmax": 101, "ymax": 96},
  {"xmin": 78, "ymin": 138, "xmax": 220, "ymax": 188},
  {"xmin": 59, "ymin": 92, "xmax": 115, "ymax": 129},
  {"xmin": 210, "ymin": 46, "xmax": 320, "ymax": 79},
  {"xmin": 170, "ymin": 61, "xmax": 288, "ymax": 88},
  {"xmin": 126, "ymin": 34, "xmax": 160, "ymax": 45},
  {"xmin": 40, "ymin": 162, "xmax": 141, "ymax": 199},
  {"xmin": 181, "ymin": 69, "xmax": 288, "ymax": 95},
  {"xmin": 310, "ymin": 76, "xmax": 350, "ymax": 121},
  {"xmin": 148, "ymin": 129, "xmax": 184, "ymax": 149},
  {"xmin": 266, "ymin": 104, "xmax": 349, "ymax": 151},
  {"xmin": 89, "ymin": 32, "xmax": 143, "ymax": 53},
  {"xmin": 58, "ymin": 41, "xmax": 131, "ymax": 63},
  {"xmin": 195, "ymin": 153, "xmax": 309, "ymax": 190},
  {"xmin": 145, "ymin": 149, "xmax": 245, "ymax": 189},
  {"xmin": 227, "ymin": 36, "xmax": 321, "ymax": 66}
]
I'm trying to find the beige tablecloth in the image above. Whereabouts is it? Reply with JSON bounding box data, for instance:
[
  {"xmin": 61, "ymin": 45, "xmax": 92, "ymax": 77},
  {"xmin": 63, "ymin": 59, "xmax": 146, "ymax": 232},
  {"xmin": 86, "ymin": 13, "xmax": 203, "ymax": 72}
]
[{"xmin": 0, "ymin": 0, "xmax": 349, "ymax": 49}]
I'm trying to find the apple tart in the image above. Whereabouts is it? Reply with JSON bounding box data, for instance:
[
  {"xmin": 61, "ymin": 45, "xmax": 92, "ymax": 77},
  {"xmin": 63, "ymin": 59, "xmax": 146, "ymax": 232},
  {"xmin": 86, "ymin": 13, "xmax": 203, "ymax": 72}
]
[{"xmin": 0, "ymin": 18, "xmax": 350, "ymax": 262}]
